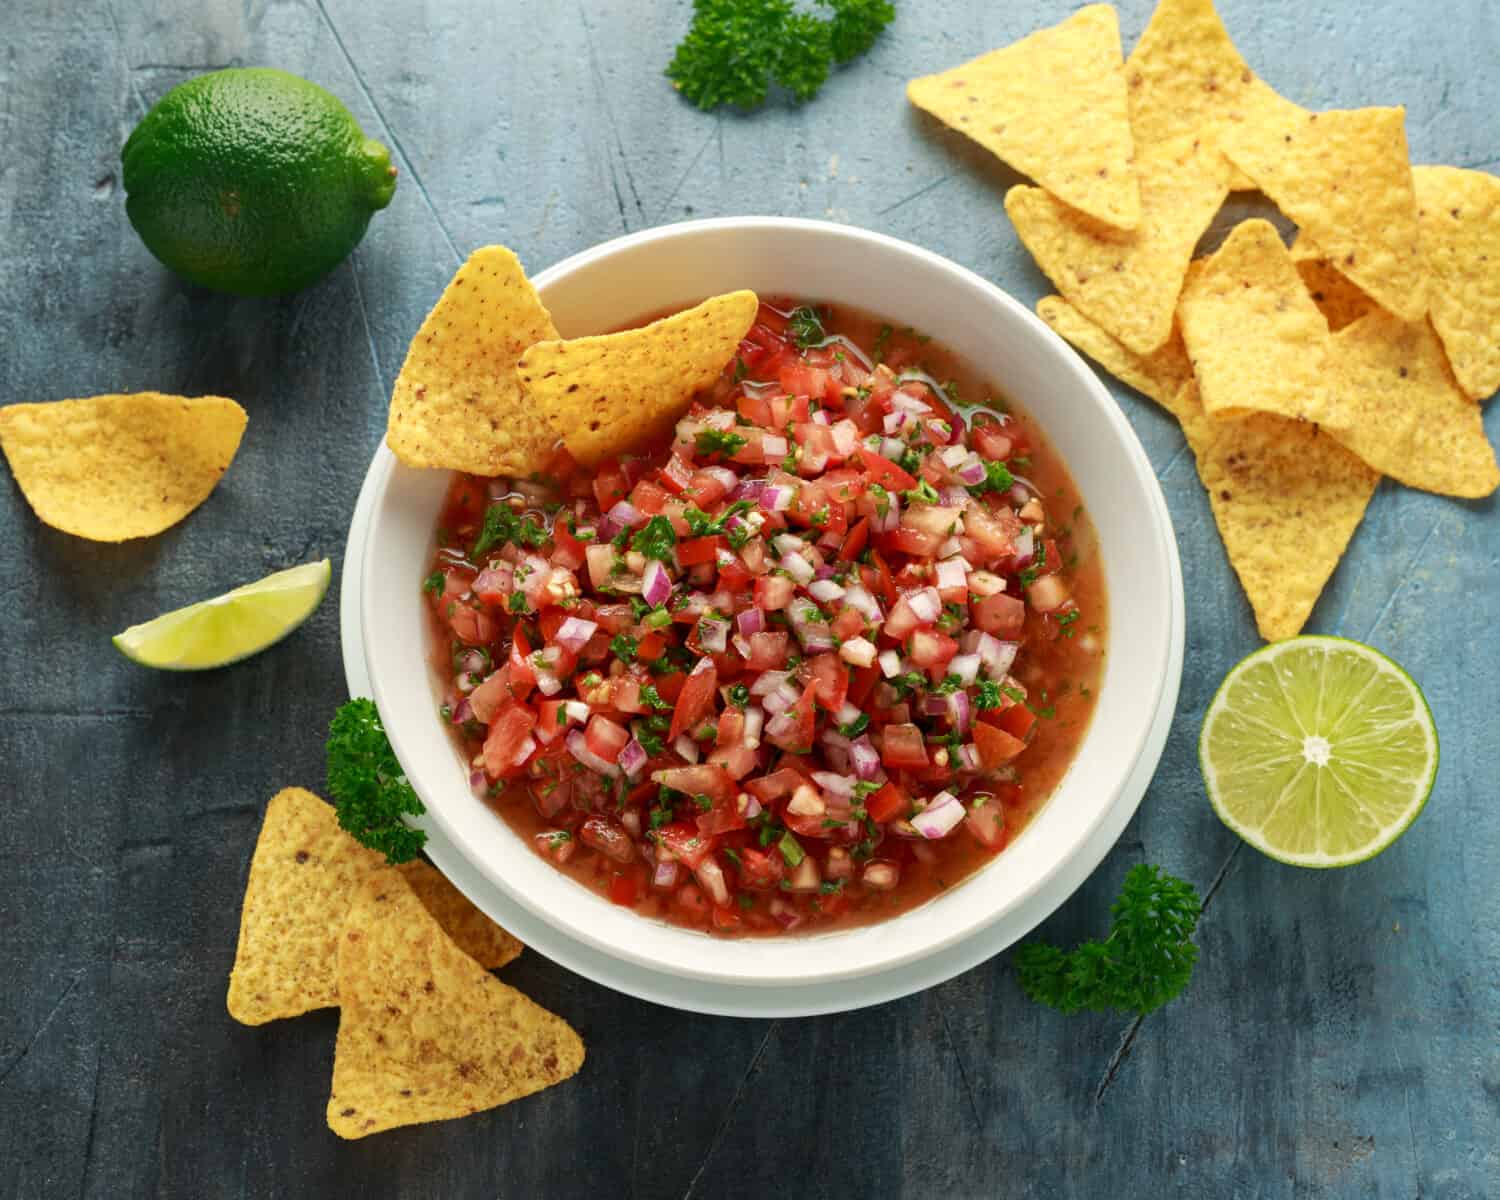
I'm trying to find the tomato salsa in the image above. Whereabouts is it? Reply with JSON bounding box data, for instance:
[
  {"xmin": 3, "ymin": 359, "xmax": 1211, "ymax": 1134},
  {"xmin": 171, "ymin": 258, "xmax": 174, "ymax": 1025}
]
[{"xmin": 423, "ymin": 300, "xmax": 1105, "ymax": 935}]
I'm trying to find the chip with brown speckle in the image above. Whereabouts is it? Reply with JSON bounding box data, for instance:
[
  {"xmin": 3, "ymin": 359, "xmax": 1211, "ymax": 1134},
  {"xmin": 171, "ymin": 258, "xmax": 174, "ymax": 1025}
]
[{"xmin": 326, "ymin": 868, "xmax": 583, "ymax": 1139}]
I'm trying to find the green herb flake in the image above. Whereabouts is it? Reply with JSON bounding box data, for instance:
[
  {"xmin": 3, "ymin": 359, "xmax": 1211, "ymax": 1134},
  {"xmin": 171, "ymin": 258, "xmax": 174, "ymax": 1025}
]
[{"xmin": 631, "ymin": 515, "xmax": 678, "ymax": 561}]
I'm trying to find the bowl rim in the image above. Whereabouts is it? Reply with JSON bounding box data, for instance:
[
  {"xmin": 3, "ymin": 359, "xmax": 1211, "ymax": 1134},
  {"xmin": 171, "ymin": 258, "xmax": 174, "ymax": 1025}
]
[{"xmin": 359, "ymin": 215, "xmax": 1184, "ymax": 988}]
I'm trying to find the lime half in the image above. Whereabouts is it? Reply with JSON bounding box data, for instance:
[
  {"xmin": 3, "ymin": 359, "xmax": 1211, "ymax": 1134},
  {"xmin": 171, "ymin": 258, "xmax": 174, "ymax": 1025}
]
[
  {"xmin": 1200, "ymin": 636, "xmax": 1438, "ymax": 867},
  {"xmin": 114, "ymin": 558, "xmax": 331, "ymax": 670}
]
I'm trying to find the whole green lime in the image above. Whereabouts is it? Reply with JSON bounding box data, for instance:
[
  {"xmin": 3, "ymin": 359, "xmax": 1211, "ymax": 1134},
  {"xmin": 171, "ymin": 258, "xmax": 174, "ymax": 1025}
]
[{"xmin": 121, "ymin": 67, "xmax": 397, "ymax": 296}]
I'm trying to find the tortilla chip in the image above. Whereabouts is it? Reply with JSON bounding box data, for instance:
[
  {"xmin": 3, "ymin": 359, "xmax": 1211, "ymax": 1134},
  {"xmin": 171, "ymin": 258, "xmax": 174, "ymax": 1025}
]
[
  {"xmin": 1036, "ymin": 295, "xmax": 1192, "ymax": 408},
  {"xmin": 1289, "ymin": 250, "xmax": 1376, "ymax": 335},
  {"xmin": 1217, "ymin": 103, "xmax": 1427, "ymax": 322},
  {"xmin": 1006, "ymin": 134, "xmax": 1229, "ymax": 356},
  {"xmin": 1414, "ymin": 165, "xmax": 1500, "ymax": 400},
  {"xmin": 0, "ymin": 392, "xmax": 245, "ymax": 541},
  {"xmin": 1177, "ymin": 382, "xmax": 1379, "ymax": 640},
  {"xmin": 227, "ymin": 789, "xmax": 520, "ymax": 1025},
  {"xmin": 518, "ymin": 290, "xmax": 758, "ymax": 468},
  {"xmin": 386, "ymin": 246, "xmax": 560, "ymax": 476},
  {"xmin": 907, "ymin": 5, "xmax": 1140, "ymax": 230},
  {"xmin": 1327, "ymin": 311, "xmax": 1498, "ymax": 498},
  {"xmin": 1178, "ymin": 219, "xmax": 1335, "ymax": 423},
  {"xmin": 398, "ymin": 860, "xmax": 523, "ymax": 972},
  {"xmin": 327, "ymin": 868, "xmax": 584, "ymax": 1139},
  {"xmin": 1122, "ymin": 0, "xmax": 1280, "ymax": 191}
]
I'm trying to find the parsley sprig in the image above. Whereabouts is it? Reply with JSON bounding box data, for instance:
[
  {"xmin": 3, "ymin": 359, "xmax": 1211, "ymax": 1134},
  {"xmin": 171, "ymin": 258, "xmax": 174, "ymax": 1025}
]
[
  {"xmin": 326, "ymin": 699, "xmax": 426, "ymax": 863},
  {"xmin": 1014, "ymin": 865, "xmax": 1201, "ymax": 1017},
  {"xmin": 666, "ymin": 0, "xmax": 896, "ymax": 111}
]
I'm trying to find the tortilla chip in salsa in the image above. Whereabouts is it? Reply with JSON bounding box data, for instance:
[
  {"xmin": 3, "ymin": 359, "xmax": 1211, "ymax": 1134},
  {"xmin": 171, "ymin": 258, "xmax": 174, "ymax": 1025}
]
[
  {"xmin": 0, "ymin": 391, "xmax": 245, "ymax": 542},
  {"xmin": 906, "ymin": 4, "xmax": 1140, "ymax": 230},
  {"xmin": 327, "ymin": 868, "xmax": 584, "ymax": 1139},
  {"xmin": 386, "ymin": 246, "xmax": 560, "ymax": 476},
  {"xmin": 517, "ymin": 289, "xmax": 758, "ymax": 467}
]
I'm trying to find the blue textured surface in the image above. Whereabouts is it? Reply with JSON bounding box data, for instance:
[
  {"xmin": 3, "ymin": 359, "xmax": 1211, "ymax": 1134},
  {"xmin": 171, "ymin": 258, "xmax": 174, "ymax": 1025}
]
[{"xmin": 1, "ymin": 1, "xmax": 1496, "ymax": 1196}]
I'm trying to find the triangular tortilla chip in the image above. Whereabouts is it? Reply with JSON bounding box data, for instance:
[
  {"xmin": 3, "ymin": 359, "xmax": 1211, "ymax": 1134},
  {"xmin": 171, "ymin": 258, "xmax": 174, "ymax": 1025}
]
[
  {"xmin": 1178, "ymin": 383, "xmax": 1379, "ymax": 641},
  {"xmin": 1036, "ymin": 295, "xmax": 1192, "ymax": 408},
  {"xmin": 1289, "ymin": 233, "xmax": 1375, "ymax": 331},
  {"xmin": 1006, "ymin": 134, "xmax": 1229, "ymax": 356},
  {"xmin": 327, "ymin": 868, "xmax": 584, "ymax": 1139},
  {"xmin": 0, "ymin": 392, "xmax": 245, "ymax": 541},
  {"xmin": 1414, "ymin": 165, "xmax": 1500, "ymax": 400},
  {"xmin": 1217, "ymin": 103, "xmax": 1428, "ymax": 322},
  {"xmin": 386, "ymin": 246, "xmax": 560, "ymax": 476},
  {"xmin": 1178, "ymin": 219, "xmax": 1336, "ymax": 424},
  {"xmin": 907, "ymin": 5, "xmax": 1140, "ymax": 229},
  {"xmin": 1328, "ymin": 311, "xmax": 1498, "ymax": 498},
  {"xmin": 227, "ymin": 788, "xmax": 520, "ymax": 1025},
  {"xmin": 518, "ymin": 290, "xmax": 758, "ymax": 468},
  {"xmin": 1122, "ymin": 0, "xmax": 1280, "ymax": 191}
]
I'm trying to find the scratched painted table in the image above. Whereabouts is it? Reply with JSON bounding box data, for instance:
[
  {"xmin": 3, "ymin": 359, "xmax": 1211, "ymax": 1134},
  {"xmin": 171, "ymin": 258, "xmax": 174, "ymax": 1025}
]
[{"xmin": 2, "ymin": 1, "xmax": 1497, "ymax": 1196}]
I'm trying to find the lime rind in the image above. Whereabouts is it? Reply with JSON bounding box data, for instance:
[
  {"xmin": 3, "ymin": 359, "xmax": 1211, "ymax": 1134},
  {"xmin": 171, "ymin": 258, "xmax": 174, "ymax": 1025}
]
[
  {"xmin": 113, "ymin": 558, "xmax": 332, "ymax": 671},
  {"xmin": 1199, "ymin": 635, "xmax": 1438, "ymax": 868}
]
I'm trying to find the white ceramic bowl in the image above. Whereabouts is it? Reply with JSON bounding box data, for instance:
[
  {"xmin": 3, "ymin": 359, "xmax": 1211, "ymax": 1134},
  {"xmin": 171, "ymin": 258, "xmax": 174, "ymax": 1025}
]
[{"xmin": 360, "ymin": 217, "xmax": 1181, "ymax": 991}]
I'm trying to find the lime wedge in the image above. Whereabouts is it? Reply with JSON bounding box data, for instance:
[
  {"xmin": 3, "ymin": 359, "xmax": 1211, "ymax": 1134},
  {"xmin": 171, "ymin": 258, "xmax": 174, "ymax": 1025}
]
[
  {"xmin": 113, "ymin": 559, "xmax": 332, "ymax": 670},
  {"xmin": 1200, "ymin": 636, "xmax": 1438, "ymax": 867}
]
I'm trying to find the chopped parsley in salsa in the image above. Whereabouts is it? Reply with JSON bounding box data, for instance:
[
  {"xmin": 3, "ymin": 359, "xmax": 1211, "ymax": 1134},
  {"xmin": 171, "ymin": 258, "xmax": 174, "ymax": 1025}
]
[{"xmin": 423, "ymin": 299, "xmax": 1103, "ymax": 935}]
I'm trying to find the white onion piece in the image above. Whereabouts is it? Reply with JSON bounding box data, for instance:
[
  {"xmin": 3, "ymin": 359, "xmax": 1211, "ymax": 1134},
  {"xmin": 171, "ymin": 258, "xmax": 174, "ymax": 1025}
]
[
  {"xmin": 839, "ymin": 636, "xmax": 877, "ymax": 667},
  {"xmin": 949, "ymin": 652, "xmax": 982, "ymax": 685},
  {"xmin": 911, "ymin": 792, "xmax": 965, "ymax": 838},
  {"xmin": 906, "ymin": 587, "xmax": 942, "ymax": 623},
  {"xmin": 672, "ymin": 734, "xmax": 701, "ymax": 763},
  {"xmin": 878, "ymin": 649, "xmax": 902, "ymax": 678}
]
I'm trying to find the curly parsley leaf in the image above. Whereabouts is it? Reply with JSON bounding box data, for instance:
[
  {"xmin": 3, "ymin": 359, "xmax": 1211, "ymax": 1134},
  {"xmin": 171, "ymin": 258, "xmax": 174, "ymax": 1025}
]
[
  {"xmin": 695, "ymin": 429, "xmax": 748, "ymax": 458},
  {"xmin": 470, "ymin": 504, "xmax": 549, "ymax": 561},
  {"xmin": 1014, "ymin": 865, "xmax": 1201, "ymax": 1017},
  {"xmin": 666, "ymin": 0, "xmax": 895, "ymax": 112},
  {"xmin": 326, "ymin": 699, "xmax": 426, "ymax": 864},
  {"xmin": 787, "ymin": 304, "xmax": 826, "ymax": 349},
  {"xmin": 631, "ymin": 515, "xmax": 678, "ymax": 561},
  {"xmin": 967, "ymin": 459, "xmax": 1015, "ymax": 498}
]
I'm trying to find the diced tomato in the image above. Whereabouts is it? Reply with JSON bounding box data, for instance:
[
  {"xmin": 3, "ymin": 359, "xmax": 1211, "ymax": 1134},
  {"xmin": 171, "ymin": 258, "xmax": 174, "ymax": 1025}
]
[
  {"xmin": 908, "ymin": 629, "xmax": 959, "ymax": 670},
  {"xmin": 468, "ymin": 668, "xmax": 513, "ymax": 723},
  {"xmin": 970, "ymin": 421, "xmax": 1014, "ymax": 461},
  {"xmin": 964, "ymin": 504, "xmax": 1021, "ymax": 562},
  {"xmin": 695, "ymin": 789, "xmax": 749, "ymax": 836},
  {"xmin": 971, "ymin": 593, "xmax": 1026, "ymax": 639},
  {"xmin": 880, "ymin": 526, "xmax": 944, "ymax": 558},
  {"xmin": 754, "ymin": 574, "xmax": 796, "ymax": 610},
  {"xmin": 653, "ymin": 670, "xmax": 686, "ymax": 704},
  {"xmin": 669, "ymin": 659, "xmax": 718, "ymax": 741},
  {"xmin": 994, "ymin": 703, "xmax": 1036, "ymax": 742},
  {"xmin": 637, "ymin": 630, "xmax": 668, "ymax": 661},
  {"xmin": 1039, "ymin": 538, "xmax": 1063, "ymax": 578},
  {"xmin": 630, "ymin": 479, "xmax": 670, "ymax": 515},
  {"xmin": 674, "ymin": 882, "xmax": 709, "ymax": 917},
  {"xmin": 881, "ymin": 723, "xmax": 930, "ymax": 769},
  {"xmin": 658, "ymin": 454, "xmax": 695, "ymax": 494},
  {"xmin": 655, "ymin": 763, "xmax": 737, "ymax": 806},
  {"xmin": 766, "ymin": 681, "xmax": 818, "ymax": 753},
  {"xmin": 839, "ymin": 516, "xmax": 871, "ymax": 562},
  {"xmin": 718, "ymin": 555, "xmax": 752, "ymax": 594},
  {"xmin": 678, "ymin": 535, "xmax": 725, "ymax": 567},
  {"xmin": 708, "ymin": 742, "xmax": 759, "ymax": 779},
  {"xmin": 802, "ymin": 652, "xmax": 849, "ymax": 711},
  {"xmin": 584, "ymin": 714, "xmax": 630, "ymax": 762},
  {"xmin": 830, "ymin": 605, "xmax": 866, "ymax": 642},
  {"xmin": 655, "ymin": 821, "xmax": 716, "ymax": 869},
  {"xmin": 593, "ymin": 463, "xmax": 630, "ymax": 512},
  {"xmin": 973, "ymin": 720, "xmax": 1027, "ymax": 768},
  {"xmin": 847, "ymin": 664, "xmax": 880, "ymax": 707},
  {"xmin": 734, "ymin": 847, "xmax": 785, "ymax": 890},
  {"xmin": 856, "ymin": 446, "xmax": 918, "ymax": 491},
  {"xmin": 535, "ymin": 699, "xmax": 567, "ymax": 743},
  {"xmin": 508, "ymin": 628, "xmax": 537, "ymax": 698},
  {"xmin": 608, "ymin": 871, "xmax": 642, "ymax": 906},
  {"xmin": 447, "ymin": 601, "xmax": 496, "ymax": 646},
  {"xmin": 867, "ymin": 781, "xmax": 910, "ymax": 824},
  {"xmin": 745, "ymin": 767, "xmax": 805, "ymax": 802},
  {"xmin": 482, "ymin": 705, "xmax": 537, "ymax": 778},
  {"xmin": 686, "ymin": 471, "xmax": 730, "ymax": 507},
  {"xmin": 780, "ymin": 362, "xmax": 831, "ymax": 402},
  {"xmin": 748, "ymin": 631, "xmax": 790, "ymax": 671},
  {"xmin": 550, "ymin": 515, "xmax": 588, "ymax": 570},
  {"xmin": 883, "ymin": 595, "xmax": 924, "ymax": 641},
  {"xmin": 964, "ymin": 797, "xmax": 1006, "ymax": 848}
]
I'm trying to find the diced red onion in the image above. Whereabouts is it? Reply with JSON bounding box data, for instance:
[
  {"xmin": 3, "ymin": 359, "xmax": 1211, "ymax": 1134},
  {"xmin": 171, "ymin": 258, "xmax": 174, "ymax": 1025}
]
[
  {"xmin": 730, "ymin": 478, "xmax": 764, "ymax": 502},
  {"xmin": 956, "ymin": 454, "xmax": 987, "ymax": 486},
  {"xmin": 912, "ymin": 792, "xmax": 965, "ymax": 838},
  {"xmin": 566, "ymin": 730, "xmax": 620, "ymax": 777},
  {"xmin": 925, "ymin": 418, "xmax": 954, "ymax": 444},
  {"xmin": 618, "ymin": 737, "xmax": 649, "ymax": 777},
  {"xmin": 812, "ymin": 771, "xmax": 854, "ymax": 798},
  {"xmin": 808, "ymin": 578, "xmax": 846, "ymax": 604},
  {"xmin": 1012, "ymin": 525, "xmax": 1036, "ymax": 565},
  {"xmin": 601, "ymin": 499, "xmax": 641, "ymax": 537},
  {"xmin": 850, "ymin": 735, "xmax": 882, "ymax": 780},
  {"xmin": 743, "ymin": 706, "xmax": 765, "ymax": 745},
  {"xmin": 946, "ymin": 690, "xmax": 972, "ymax": 734},
  {"xmin": 935, "ymin": 559, "xmax": 967, "ymax": 592},
  {"xmin": 450, "ymin": 698, "xmax": 473, "ymax": 725},
  {"xmin": 988, "ymin": 641, "xmax": 1021, "ymax": 679},
  {"xmin": 891, "ymin": 391, "xmax": 931, "ymax": 415},
  {"xmin": 959, "ymin": 744, "xmax": 981, "ymax": 770},
  {"xmin": 701, "ymin": 465, "xmax": 739, "ymax": 491},
  {"xmin": 695, "ymin": 858, "xmax": 731, "ymax": 906},
  {"xmin": 697, "ymin": 614, "xmax": 729, "ymax": 653},
  {"xmin": 455, "ymin": 672, "xmax": 478, "ymax": 695},
  {"xmin": 811, "ymin": 408, "xmax": 831, "ymax": 426},
  {"xmin": 534, "ymin": 670, "xmax": 562, "ymax": 697},
  {"xmin": 761, "ymin": 687, "xmax": 792, "ymax": 716},
  {"xmin": 469, "ymin": 768, "xmax": 487, "ymax": 793},
  {"xmin": 761, "ymin": 483, "xmax": 796, "ymax": 513},
  {"xmin": 651, "ymin": 861, "xmax": 680, "ymax": 890},
  {"xmin": 938, "ymin": 486, "xmax": 969, "ymax": 508},
  {"xmin": 793, "ymin": 624, "xmax": 834, "ymax": 653},
  {"xmin": 843, "ymin": 584, "xmax": 881, "ymax": 621},
  {"xmin": 704, "ymin": 408, "xmax": 736, "ymax": 431},
  {"xmin": 939, "ymin": 444, "xmax": 968, "ymax": 469},
  {"xmin": 880, "ymin": 434, "xmax": 907, "ymax": 459},
  {"xmin": 922, "ymin": 694, "xmax": 949, "ymax": 718},
  {"xmin": 764, "ymin": 709, "xmax": 799, "ymax": 740},
  {"xmin": 743, "ymin": 795, "xmax": 763, "ymax": 820},
  {"xmin": 813, "ymin": 563, "xmax": 837, "ymax": 581},
  {"xmin": 821, "ymin": 729, "xmax": 852, "ymax": 753},
  {"xmin": 838, "ymin": 636, "xmax": 877, "ymax": 667},
  {"xmin": 781, "ymin": 551, "xmax": 814, "ymax": 585},
  {"xmin": 673, "ymin": 734, "xmax": 700, "ymax": 763},
  {"xmin": 642, "ymin": 559, "xmax": 672, "ymax": 606},
  {"xmin": 750, "ymin": 670, "xmax": 790, "ymax": 697},
  {"xmin": 949, "ymin": 652, "xmax": 981, "ymax": 685},
  {"xmin": 554, "ymin": 616, "xmax": 598, "ymax": 653},
  {"xmin": 737, "ymin": 608, "xmax": 766, "ymax": 635},
  {"xmin": 878, "ymin": 649, "xmax": 902, "ymax": 678},
  {"xmin": 906, "ymin": 587, "xmax": 941, "ymax": 623}
]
